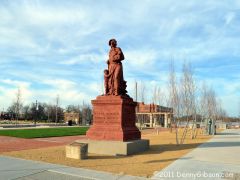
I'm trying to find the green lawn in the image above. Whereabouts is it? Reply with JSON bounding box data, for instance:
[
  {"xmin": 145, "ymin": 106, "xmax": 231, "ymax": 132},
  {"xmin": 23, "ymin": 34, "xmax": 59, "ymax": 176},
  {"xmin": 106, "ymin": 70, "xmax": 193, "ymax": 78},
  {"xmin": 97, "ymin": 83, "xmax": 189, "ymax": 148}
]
[{"xmin": 0, "ymin": 127, "xmax": 89, "ymax": 138}]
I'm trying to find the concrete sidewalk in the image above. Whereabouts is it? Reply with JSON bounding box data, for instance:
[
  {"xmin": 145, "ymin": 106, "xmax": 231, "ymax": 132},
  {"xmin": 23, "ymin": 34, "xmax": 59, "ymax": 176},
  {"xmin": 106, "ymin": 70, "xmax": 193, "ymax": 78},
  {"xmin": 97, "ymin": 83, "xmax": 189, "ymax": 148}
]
[
  {"xmin": 0, "ymin": 155, "xmax": 146, "ymax": 180},
  {"xmin": 152, "ymin": 129, "xmax": 240, "ymax": 180}
]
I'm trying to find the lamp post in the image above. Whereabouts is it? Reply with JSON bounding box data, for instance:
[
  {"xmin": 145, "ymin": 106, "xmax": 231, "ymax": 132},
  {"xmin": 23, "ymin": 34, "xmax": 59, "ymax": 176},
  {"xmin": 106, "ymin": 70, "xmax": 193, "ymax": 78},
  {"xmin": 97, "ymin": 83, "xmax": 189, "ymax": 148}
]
[{"xmin": 35, "ymin": 100, "xmax": 38, "ymax": 126}]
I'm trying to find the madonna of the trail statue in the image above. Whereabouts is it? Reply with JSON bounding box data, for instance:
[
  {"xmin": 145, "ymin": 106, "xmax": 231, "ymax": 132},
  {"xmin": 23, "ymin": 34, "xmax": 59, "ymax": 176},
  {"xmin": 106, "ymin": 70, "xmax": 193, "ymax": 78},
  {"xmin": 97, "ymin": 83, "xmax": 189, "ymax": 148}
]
[
  {"xmin": 104, "ymin": 39, "xmax": 127, "ymax": 96},
  {"xmin": 86, "ymin": 39, "xmax": 143, "ymax": 143}
]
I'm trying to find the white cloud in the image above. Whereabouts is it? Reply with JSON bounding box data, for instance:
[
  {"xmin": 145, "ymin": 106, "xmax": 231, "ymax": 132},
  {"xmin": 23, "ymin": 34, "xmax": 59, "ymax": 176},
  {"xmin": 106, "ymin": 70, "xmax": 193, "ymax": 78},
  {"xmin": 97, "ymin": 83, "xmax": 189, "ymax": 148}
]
[
  {"xmin": 125, "ymin": 49, "xmax": 158, "ymax": 68},
  {"xmin": 60, "ymin": 53, "xmax": 107, "ymax": 65},
  {"xmin": 0, "ymin": 78, "xmax": 99, "ymax": 109},
  {"xmin": 35, "ymin": 78, "xmax": 101, "ymax": 107},
  {"xmin": 0, "ymin": 1, "xmax": 240, "ymax": 116},
  {"xmin": 0, "ymin": 79, "xmax": 33, "ymax": 108},
  {"xmin": 225, "ymin": 12, "xmax": 235, "ymax": 25},
  {"xmin": 41, "ymin": 79, "xmax": 76, "ymax": 90},
  {"xmin": 1, "ymin": 79, "xmax": 30, "ymax": 88}
]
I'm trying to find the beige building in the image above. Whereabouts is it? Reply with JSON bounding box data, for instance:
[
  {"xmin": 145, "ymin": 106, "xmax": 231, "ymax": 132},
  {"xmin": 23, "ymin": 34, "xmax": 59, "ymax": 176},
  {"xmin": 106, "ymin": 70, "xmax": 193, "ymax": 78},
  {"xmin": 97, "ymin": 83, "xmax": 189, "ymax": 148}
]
[
  {"xmin": 64, "ymin": 112, "xmax": 80, "ymax": 124},
  {"xmin": 136, "ymin": 102, "xmax": 173, "ymax": 128}
]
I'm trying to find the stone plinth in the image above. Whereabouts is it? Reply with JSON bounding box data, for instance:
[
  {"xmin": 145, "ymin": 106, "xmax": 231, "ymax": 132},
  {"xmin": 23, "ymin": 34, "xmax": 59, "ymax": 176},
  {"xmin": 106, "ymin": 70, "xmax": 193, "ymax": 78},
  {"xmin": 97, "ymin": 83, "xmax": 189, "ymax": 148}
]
[
  {"xmin": 66, "ymin": 142, "xmax": 88, "ymax": 160},
  {"xmin": 86, "ymin": 95, "xmax": 141, "ymax": 141},
  {"xmin": 76, "ymin": 139, "xmax": 149, "ymax": 156}
]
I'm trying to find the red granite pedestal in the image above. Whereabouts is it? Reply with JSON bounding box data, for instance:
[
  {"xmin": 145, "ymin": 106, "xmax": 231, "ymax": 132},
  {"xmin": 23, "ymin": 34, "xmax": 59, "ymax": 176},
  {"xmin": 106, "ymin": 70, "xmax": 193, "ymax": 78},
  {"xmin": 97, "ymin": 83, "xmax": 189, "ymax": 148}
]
[
  {"xmin": 86, "ymin": 95, "xmax": 141, "ymax": 141},
  {"xmin": 78, "ymin": 95, "xmax": 149, "ymax": 156}
]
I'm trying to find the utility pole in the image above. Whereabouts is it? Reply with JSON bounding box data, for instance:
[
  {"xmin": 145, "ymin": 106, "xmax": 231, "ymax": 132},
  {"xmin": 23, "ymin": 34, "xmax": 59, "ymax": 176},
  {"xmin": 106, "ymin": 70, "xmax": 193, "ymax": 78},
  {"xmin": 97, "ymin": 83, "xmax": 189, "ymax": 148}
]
[
  {"xmin": 35, "ymin": 100, "xmax": 38, "ymax": 126},
  {"xmin": 78, "ymin": 104, "xmax": 80, "ymax": 125},
  {"xmin": 135, "ymin": 81, "xmax": 138, "ymax": 102},
  {"xmin": 55, "ymin": 95, "xmax": 59, "ymax": 124}
]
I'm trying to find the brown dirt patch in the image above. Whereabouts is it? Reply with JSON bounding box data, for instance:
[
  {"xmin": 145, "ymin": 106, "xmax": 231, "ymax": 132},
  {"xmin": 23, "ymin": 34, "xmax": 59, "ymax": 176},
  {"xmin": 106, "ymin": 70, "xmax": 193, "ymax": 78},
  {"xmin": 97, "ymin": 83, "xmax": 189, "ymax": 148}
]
[
  {"xmin": 0, "ymin": 135, "xmax": 85, "ymax": 153},
  {"xmin": 1, "ymin": 129, "xmax": 214, "ymax": 177}
]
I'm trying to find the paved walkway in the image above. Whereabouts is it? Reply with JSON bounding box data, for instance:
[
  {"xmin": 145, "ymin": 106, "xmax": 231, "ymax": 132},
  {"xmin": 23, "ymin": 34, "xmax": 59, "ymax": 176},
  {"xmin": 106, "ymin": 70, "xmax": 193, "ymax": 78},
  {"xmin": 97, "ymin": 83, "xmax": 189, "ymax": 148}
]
[
  {"xmin": 152, "ymin": 129, "xmax": 240, "ymax": 180},
  {"xmin": 0, "ymin": 155, "xmax": 146, "ymax": 180}
]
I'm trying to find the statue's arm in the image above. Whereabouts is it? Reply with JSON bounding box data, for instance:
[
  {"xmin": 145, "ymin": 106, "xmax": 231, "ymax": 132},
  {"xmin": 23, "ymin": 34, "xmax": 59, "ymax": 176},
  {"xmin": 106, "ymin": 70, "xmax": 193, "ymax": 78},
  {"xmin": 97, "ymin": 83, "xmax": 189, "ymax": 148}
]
[{"xmin": 113, "ymin": 48, "xmax": 124, "ymax": 62}]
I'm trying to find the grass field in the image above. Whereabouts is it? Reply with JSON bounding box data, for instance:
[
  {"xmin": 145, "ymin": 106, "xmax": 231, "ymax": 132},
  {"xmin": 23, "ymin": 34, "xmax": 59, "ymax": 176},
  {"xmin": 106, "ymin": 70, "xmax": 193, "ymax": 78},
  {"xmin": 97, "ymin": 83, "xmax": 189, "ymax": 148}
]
[{"xmin": 0, "ymin": 127, "xmax": 89, "ymax": 138}]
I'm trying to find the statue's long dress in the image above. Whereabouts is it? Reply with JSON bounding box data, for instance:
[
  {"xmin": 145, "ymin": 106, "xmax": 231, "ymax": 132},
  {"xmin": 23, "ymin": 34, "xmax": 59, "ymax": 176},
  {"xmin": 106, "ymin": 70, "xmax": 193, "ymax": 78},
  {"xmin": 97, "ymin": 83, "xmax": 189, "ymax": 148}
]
[{"xmin": 108, "ymin": 48, "xmax": 126, "ymax": 95}]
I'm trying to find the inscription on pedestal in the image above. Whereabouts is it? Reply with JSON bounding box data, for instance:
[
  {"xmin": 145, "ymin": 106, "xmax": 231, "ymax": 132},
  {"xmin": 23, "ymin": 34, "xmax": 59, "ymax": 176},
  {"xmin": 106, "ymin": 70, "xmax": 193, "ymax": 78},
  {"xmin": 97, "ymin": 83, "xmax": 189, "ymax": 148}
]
[
  {"xmin": 94, "ymin": 111, "xmax": 120, "ymax": 124},
  {"xmin": 86, "ymin": 96, "xmax": 141, "ymax": 141}
]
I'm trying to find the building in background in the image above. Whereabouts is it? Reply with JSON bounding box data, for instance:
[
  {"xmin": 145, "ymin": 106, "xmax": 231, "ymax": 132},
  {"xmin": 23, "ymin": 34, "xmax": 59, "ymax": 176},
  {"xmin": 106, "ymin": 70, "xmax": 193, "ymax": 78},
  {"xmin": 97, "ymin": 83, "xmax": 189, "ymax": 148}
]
[
  {"xmin": 64, "ymin": 112, "xmax": 80, "ymax": 124},
  {"xmin": 136, "ymin": 102, "xmax": 173, "ymax": 128}
]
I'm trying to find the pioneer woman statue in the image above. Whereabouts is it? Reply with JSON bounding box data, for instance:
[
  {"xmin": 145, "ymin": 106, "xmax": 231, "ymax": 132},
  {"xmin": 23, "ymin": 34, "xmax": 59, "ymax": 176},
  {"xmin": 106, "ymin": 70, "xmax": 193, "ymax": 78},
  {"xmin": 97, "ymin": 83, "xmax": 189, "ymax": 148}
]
[{"xmin": 104, "ymin": 39, "xmax": 127, "ymax": 96}]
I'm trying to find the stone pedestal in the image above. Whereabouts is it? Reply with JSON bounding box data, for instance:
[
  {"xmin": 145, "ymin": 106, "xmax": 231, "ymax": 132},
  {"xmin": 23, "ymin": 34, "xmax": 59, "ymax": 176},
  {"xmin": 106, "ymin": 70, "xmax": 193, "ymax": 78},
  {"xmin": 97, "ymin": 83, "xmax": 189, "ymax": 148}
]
[
  {"xmin": 86, "ymin": 95, "xmax": 141, "ymax": 141},
  {"xmin": 66, "ymin": 142, "xmax": 88, "ymax": 160},
  {"xmin": 76, "ymin": 139, "xmax": 149, "ymax": 156}
]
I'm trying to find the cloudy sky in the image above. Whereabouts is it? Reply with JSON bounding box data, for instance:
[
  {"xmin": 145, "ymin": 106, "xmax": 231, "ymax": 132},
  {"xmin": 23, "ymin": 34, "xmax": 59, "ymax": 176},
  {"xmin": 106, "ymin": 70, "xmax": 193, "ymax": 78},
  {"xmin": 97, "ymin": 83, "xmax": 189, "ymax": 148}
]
[{"xmin": 0, "ymin": 0, "xmax": 239, "ymax": 116}]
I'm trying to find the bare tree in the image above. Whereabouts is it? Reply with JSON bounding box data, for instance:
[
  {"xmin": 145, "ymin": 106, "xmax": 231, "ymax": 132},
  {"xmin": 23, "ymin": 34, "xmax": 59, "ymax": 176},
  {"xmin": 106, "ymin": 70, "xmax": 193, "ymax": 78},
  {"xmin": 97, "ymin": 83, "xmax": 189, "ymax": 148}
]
[
  {"xmin": 81, "ymin": 101, "xmax": 92, "ymax": 125},
  {"xmin": 15, "ymin": 87, "xmax": 22, "ymax": 124},
  {"xmin": 157, "ymin": 86, "xmax": 167, "ymax": 107},
  {"xmin": 194, "ymin": 82, "xmax": 207, "ymax": 136},
  {"xmin": 151, "ymin": 85, "xmax": 163, "ymax": 129},
  {"xmin": 152, "ymin": 85, "xmax": 166, "ymax": 105},
  {"xmin": 137, "ymin": 81, "xmax": 146, "ymax": 129},
  {"xmin": 45, "ymin": 103, "xmax": 63, "ymax": 123},
  {"xmin": 207, "ymin": 88, "xmax": 218, "ymax": 135},
  {"xmin": 152, "ymin": 85, "xmax": 157, "ymax": 104},
  {"xmin": 199, "ymin": 82, "xmax": 208, "ymax": 123},
  {"xmin": 134, "ymin": 81, "xmax": 145, "ymax": 129},
  {"xmin": 139, "ymin": 81, "xmax": 146, "ymax": 103},
  {"xmin": 216, "ymin": 99, "xmax": 226, "ymax": 123},
  {"xmin": 180, "ymin": 61, "xmax": 197, "ymax": 143},
  {"xmin": 199, "ymin": 83, "xmax": 222, "ymax": 135},
  {"xmin": 155, "ymin": 86, "xmax": 167, "ymax": 119},
  {"xmin": 168, "ymin": 60, "xmax": 181, "ymax": 145}
]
